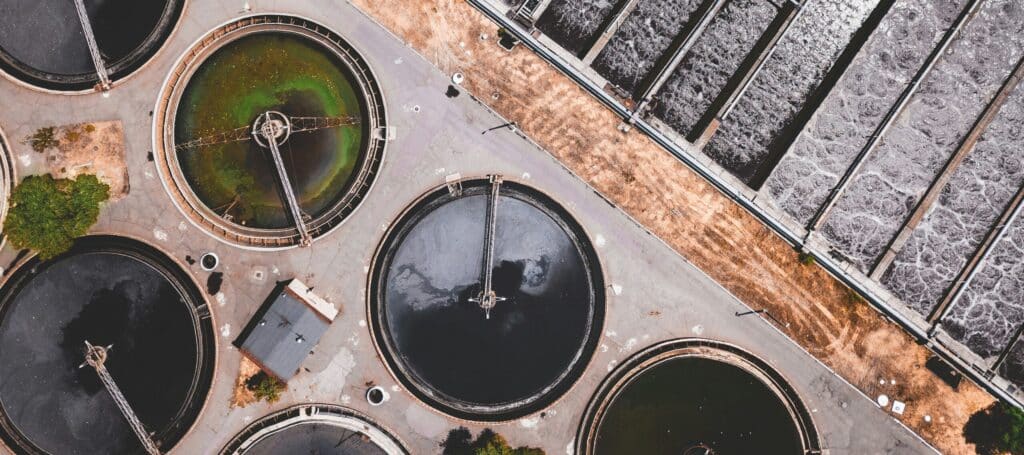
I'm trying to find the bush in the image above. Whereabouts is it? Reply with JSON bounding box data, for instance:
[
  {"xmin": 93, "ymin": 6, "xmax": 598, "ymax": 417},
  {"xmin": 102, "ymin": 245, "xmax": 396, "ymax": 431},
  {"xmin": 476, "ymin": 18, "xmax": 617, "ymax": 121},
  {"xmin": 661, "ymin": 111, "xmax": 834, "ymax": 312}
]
[
  {"xmin": 245, "ymin": 371, "xmax": 285, "ymax": 403},
  {"xmin": 26, "ymin": 127, "xmax": 59, "ymax": 153},
  {"xmin": 965, "ymin": 402, "xmax": 1024, "ymax": 454},
  {"xmin": 442, "ymin": 427, "xmax": 544, "ymax": 455},
  {"xmin": 798, "ymin": 252, "xmax": 816, "ymax": 266},
  {"xmin": 3, "ymin": 174, "xmax": 109, "ymax": 260}
]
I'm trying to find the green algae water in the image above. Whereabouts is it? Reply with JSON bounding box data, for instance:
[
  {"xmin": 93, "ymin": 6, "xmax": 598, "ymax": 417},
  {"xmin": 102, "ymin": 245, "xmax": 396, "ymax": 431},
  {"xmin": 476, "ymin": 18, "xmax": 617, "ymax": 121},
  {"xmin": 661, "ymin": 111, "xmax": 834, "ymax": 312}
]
[
  {"xmin": 174, "ymin": 32, "xmax": 365, "ymax": 229},
  {"xmin": 594, "ymin": 357, "xmax": 803, "ymax": 454}
]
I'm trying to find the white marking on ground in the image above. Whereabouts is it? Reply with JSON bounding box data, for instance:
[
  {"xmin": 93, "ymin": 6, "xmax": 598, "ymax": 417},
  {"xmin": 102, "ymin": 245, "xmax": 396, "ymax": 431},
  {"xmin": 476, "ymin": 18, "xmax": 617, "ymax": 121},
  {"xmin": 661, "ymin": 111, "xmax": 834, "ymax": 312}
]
[
  {"xmin": 177, "ymin": 221, "xmax": 188, "ymax": 231},
  {"xmin": 691, "ymin": 324, "xmax": 704, "ymax": 335},
  {"xmin": 144, "ymin": 169, "xmax": 155, "ymax": 180},
  {"xmin": 600, "ymin": 343, "xmax": 609, "ymax": 353},
  {"xmin": 435, "ymin": 167, "xmax": 446, "ymax": 174},
  {"xmin": 521, "ymin": 172, "xmax": 531, "ymax": 179},
  {"xmin": 566, "ymin": 441, "xmax": 574, "ymax": 455},
  {"xmin": 619, "ymin": 338, "xmax": 637, "ymax": 353},
  {"xmin": 358, "ymin": 319, "xmax": 367, "ymax": 327},
  {"xmin": 391, "ymin": 385, "xmax": 401, "ymax": 392},
  {"xmin": 348, "ymin": 333, "xmax": 359, "ymax": 347},
  {"xmin": 605, "ymin": 330, "xmax": 617, "ymax": 337},
  {"xmin": 220, "ymin": 324, "xmax": 230, "ymax": 337},
  {"xmin": 215, "ymin": 292, "xmax": 227, "ymax": 307},
  {"xmin": 341, "ymin": 394, "xmax": 351, "ymax": 404},
  {"xmin": 595, "ymin": 234, "xmax": 606, "ymax": 247},
  {"xmin": 394, "ymin": 57, "xmax": 403, "ymax": 64},
  {"xmin": 611, "ymin": 284, "xmax": 622, "ymax": 295},
  {"xmin": 519, "ymin": 416, "xmax": 540, "ymax": 428},
  {"xmin": 606, "ymin": 360, "xmax": 617, "ymax": 371},
  {"xmin": 153, "ymin": 228, "xmax": 167, "ymax": 241},
  {"xmin": 18, "ymin": 153, "xmax": 31, "ymax": 167}
]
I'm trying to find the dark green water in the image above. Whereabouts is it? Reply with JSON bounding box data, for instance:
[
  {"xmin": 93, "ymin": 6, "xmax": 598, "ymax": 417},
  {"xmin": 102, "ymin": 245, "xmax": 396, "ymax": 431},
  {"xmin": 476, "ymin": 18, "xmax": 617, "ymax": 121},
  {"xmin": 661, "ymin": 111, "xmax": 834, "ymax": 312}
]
[
  {"xmin": 595, "ymin": 357, "xmax": 803, "ymax": 455},
  {"xmin": 174, "ymin": 32, "xmax": 365, "ymax": 229}
]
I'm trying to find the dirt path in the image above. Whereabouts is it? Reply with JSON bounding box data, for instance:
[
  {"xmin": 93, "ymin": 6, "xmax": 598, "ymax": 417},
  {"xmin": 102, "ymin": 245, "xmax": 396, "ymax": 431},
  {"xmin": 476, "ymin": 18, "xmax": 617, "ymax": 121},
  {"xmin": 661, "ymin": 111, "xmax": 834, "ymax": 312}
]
[{"xmin": 349, "ymin": 1, "xmax": 994, "ymax": 452}]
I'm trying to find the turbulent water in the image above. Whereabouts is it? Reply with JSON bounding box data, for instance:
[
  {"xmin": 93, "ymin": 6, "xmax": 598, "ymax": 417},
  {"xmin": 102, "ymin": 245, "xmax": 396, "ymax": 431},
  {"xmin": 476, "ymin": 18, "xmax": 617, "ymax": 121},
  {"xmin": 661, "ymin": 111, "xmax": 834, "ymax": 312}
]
[
  {"xmin": 651, "ymin": 0, "xmax": 777, "ymax": 139},
  {"xmin": 999, "ymin": 338, "xmax": 1024, "ymax": 388},
  {"xmin": 592, "ymin": 0, "xmax": 704, "ymax": 95},
  {"xmin": 702, "ymin": 0, "xmax": 880, "ymax": 183},
  {"xmin": 536, "ymin": 0, "xmax": 624, "ymax": 55},
  {"xmin": 820, "ymin": 0, "xmax": 1024, "ymax": 271},
  {"xmin": 942, "ymin": 216, "xmax": 1024, "ymax": 357},
  {"xmin": 883, "ymin": 81, "xmax": 1024, "ymax": 321},
  {"xmin": 764, "ymin": 0, "xmax": 969, "ymax": 224}
]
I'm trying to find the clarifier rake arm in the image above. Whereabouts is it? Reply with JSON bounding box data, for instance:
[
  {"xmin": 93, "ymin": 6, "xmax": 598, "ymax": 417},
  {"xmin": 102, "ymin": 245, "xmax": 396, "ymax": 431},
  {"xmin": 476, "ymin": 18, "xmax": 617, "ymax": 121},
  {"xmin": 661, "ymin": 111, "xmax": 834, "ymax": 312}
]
[{"xmin": 469, "ymin": 175, "xmax": 507, "ymax": 319}]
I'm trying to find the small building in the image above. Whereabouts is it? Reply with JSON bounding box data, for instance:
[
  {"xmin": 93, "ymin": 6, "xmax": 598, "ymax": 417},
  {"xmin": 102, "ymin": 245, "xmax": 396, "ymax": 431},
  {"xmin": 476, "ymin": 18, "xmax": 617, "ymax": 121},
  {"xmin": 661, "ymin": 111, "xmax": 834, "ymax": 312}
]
[{"xmin": 236, "ymin": 279, "xmax": 338, "ymax": 381}]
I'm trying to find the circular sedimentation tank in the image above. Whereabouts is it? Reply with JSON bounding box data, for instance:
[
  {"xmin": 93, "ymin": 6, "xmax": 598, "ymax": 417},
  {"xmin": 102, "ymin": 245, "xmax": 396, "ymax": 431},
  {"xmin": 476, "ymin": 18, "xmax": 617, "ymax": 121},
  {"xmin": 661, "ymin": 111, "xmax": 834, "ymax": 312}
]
[
  {"xmin": 0, "ymin": 0, "xmax": 184, "ymax": 91},
  {"xmin": 156, "ymin": 15, "xmax": 386, "ymax": 248},
  {"xmin": 0, "ymin": 236, "xmax": 215, "ymax": 454},
  {"xmin": 221, "ymin": 404, "xmax": 407, "ymax": 455},
  {"xmin": 370, "ymin": 178, "xmax": 605, "ymax": 421},
  {"xmin": 577, "ymin": 339, "xmax": 819, "ymax": 455}
]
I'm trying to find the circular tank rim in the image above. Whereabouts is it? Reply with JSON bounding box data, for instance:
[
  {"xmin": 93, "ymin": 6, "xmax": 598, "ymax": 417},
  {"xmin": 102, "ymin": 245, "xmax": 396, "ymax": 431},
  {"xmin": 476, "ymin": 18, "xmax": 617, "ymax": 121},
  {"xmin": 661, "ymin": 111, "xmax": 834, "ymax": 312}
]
[
  {"xmin": 0, "ymin": 125, "xmax": 16, "ymax": 251},
  {"xmin": 575, "ymin": 338, "xmax": 821, "ymax": 455},
  {"xmin": 0, "ymin": 234, "xmax": 218, "ymax": 455},
  {"xmin": 367, "ymin": 177, "xmax": 608, "ymax": 422},
  {"xmin": 219, "ymin": 403, "xmax": 409, "ymax": 455},
  {"xmin": 0, "ymin": 0, "xmax": 189, "ymax": 94},
  {"xmin": 152, "ymin": 13, "xmax": 388, "ymax": 250}
]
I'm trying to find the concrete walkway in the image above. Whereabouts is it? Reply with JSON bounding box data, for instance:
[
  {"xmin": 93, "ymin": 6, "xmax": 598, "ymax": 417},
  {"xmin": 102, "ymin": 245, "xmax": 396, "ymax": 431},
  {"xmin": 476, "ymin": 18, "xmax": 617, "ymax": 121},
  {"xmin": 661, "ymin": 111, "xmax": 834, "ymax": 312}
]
[{"xmin": 0, "ymin": 0, "xmax": 933, "ymax": 453}]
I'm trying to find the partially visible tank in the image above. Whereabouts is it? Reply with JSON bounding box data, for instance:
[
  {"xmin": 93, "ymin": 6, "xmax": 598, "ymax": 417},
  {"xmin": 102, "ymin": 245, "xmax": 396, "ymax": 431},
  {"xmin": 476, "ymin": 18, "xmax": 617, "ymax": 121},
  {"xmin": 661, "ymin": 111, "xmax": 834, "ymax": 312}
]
[
  {"xmin": 0, "ymin": 0, "xmax": 184, "ymax": 91},
  {"xmin": 0, "ymin": 236, "xmax": 215, "ymax": 455},
  {"xmin": 221, "ymin": 404, "xmax": 407, "ymax": 455}
]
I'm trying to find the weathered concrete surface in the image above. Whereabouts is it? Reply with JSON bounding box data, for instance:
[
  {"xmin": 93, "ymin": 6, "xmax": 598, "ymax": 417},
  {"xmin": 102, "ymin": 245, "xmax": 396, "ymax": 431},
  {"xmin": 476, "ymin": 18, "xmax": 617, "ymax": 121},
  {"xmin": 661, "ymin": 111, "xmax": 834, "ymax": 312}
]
[{"xmin": 346, "ymin": 0, "xmax": 994, "ymax": 452}]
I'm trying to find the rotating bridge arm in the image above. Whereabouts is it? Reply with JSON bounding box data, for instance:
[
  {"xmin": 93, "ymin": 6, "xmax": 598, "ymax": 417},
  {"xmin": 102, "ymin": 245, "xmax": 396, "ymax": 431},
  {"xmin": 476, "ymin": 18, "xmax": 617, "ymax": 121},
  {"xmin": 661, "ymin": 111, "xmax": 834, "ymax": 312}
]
[
  {"xmin": 81, "ymin": 341, "xmax": 162, "ymax": 455},
  {"xmin": 469, "ymin": 175, "xmax": 506, "ymax": 318},
  {"xmin": 71, "ymin": 0, "xmax": 111, "ymax": 90}
]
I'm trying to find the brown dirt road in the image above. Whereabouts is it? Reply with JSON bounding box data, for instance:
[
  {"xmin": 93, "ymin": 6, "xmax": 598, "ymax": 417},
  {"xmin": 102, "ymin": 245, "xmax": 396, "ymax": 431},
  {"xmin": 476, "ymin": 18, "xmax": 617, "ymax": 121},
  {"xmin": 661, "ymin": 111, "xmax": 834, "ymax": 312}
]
[{"xmin": 349, "ymin": 1, "xmax": 994, "ymax": 452}]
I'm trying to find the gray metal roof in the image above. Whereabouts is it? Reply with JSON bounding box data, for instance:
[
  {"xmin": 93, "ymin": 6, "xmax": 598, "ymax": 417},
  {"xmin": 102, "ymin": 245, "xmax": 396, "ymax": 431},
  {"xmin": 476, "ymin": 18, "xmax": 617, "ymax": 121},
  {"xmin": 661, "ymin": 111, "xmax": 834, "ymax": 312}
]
[{"xmin": 238, "ymin": 281, "xmax": 333, "ymax": 381}]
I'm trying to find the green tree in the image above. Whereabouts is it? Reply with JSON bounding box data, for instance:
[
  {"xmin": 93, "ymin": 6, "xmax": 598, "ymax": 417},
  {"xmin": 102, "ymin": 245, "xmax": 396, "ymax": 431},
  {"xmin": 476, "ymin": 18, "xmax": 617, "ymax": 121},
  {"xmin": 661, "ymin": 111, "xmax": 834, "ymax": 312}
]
[
  {"xmin": 245, "ymin": 371, "xmax": 285, "ymax": 403},
  {"xmin": 442, "ymin": 428, "xmax": 544, "ymax": 455},
  {"xmin": 3, "ymin": 174, "xmax": 109, "ymax": 260},
  {"xmin": 965, "ymin": 402, "xmax": 1024, "ymax": 454}
]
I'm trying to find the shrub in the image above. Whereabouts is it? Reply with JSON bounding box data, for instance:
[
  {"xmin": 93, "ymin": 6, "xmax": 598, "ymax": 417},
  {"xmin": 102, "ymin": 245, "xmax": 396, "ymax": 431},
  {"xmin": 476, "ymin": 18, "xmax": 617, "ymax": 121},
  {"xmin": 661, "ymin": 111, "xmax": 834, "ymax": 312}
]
[
  {"xmin": 442, "ymin": 427, "xmax": 545, "ymax": 455},
  {"xmin": 3, "ymin": 174, "xmax": 109, "ymax": 260},
  {"xmin": 798, "ymin": 252, "xmax": 816, "ymax": 266},
  {"xmin": 965, "ymin": 402, "xmax": 1024, "ymax": 454},
  {"xmin": 846, "ymin": 288, "xmax": 867, "ymax": 305},
  {"xmin": 26, "ymin": 127, "xmax": 59, "ymax": 153},
  {"xmin": 245, "ymin": 371, "xmax": 285, "ymax": 403}
]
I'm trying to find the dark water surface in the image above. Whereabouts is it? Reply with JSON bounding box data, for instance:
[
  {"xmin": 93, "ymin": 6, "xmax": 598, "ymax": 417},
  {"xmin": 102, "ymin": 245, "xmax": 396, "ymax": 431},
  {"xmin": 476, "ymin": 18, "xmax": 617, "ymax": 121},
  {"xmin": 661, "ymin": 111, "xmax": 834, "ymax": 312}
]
[
  {"xmin": 0, "ymin": 243, "xmax": 205, "ymax": 454},
  {"xmin": 595, "ymin": 357, "xmax": 803, "ymax": 455},
  {"xmin": 244, "ymin": 422, "xmax": 388, "ymax": 455},
  {"xmin": 376, "ymin": 182, "xmax": 601, "ymax": 416},
  {"xmin": 175, "ymin": 32, "xmax": 366, "ymax": 229},
  {"xmin": 0, "ymin": 0, "xmax": 177, "ymax": 84}
]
